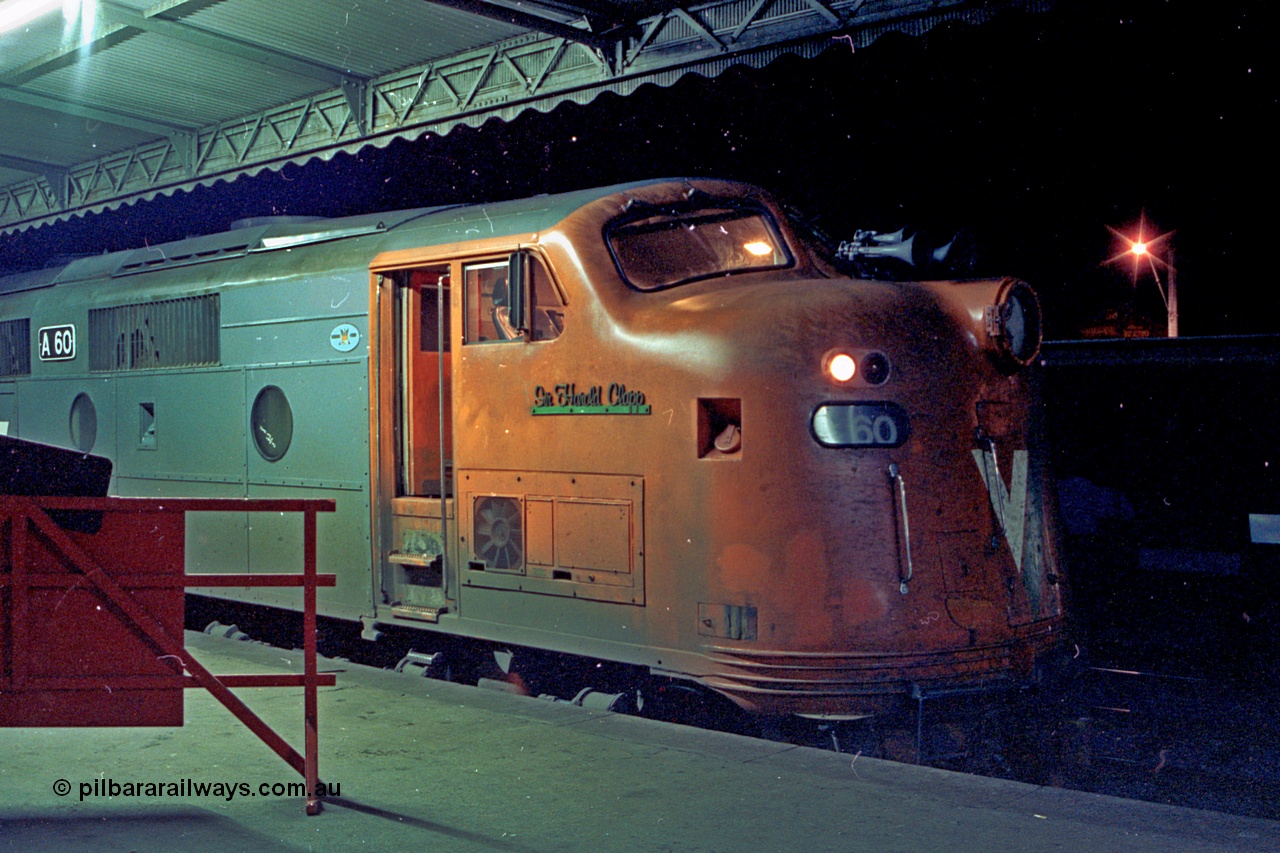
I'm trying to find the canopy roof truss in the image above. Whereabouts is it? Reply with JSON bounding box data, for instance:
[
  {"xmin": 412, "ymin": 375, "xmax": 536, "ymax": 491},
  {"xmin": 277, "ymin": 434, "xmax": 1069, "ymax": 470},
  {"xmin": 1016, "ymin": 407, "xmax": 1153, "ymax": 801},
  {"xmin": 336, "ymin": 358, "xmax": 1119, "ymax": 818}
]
[{"xmin": 0, "ymin": 0, "xmax": 1050, "ymax": 234}]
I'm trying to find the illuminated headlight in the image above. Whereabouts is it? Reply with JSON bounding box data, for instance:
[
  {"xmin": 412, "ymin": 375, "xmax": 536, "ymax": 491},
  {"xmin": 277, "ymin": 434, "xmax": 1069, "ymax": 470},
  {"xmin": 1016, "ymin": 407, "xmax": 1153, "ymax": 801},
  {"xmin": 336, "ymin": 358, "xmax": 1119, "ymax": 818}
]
[
  {"xmin": 822, "ymin": 350, "xmax": 891, "ymax": 385},
  {"xmin": 826, "ymin": 353, "xmax": 857, "ymax": 382},
  {"xmin": 811, "ymin": 402, "xmax": 909, "ymax": 448},
  {"xmin": 983, "ymin": 280, "xmax": 1042, "ymax": 370}
]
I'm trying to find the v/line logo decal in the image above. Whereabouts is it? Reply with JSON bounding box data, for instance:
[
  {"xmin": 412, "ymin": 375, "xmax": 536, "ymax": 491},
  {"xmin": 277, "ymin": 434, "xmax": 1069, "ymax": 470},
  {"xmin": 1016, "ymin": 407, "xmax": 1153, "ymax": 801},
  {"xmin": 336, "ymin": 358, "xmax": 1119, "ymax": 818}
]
[{"xmin": 972, "ymin": 448, "xmax": 1028, "ymax": 569}]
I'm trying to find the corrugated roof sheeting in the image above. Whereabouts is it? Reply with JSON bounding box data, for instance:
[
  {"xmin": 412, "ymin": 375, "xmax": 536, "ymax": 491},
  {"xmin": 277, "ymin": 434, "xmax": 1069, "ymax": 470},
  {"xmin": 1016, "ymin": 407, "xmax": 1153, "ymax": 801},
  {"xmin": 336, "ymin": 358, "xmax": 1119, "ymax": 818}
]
[
  {"xmin": 25, "ymin": 35, "xmax": 323, "ymax": 127},
  {"xmin": 184, "ymin": 0, "xmax": 527, "ymax": 74},
  {"xmin": 0, "ymin": 8, "xmax": 72, "ymax": 69},
  {"xmin": 0, "ymin": 98, "xmax": 157, "ymax": 167},
  {"xmin": 0, "ymin": 0, "xmax": 1054, "ymax": 234}
]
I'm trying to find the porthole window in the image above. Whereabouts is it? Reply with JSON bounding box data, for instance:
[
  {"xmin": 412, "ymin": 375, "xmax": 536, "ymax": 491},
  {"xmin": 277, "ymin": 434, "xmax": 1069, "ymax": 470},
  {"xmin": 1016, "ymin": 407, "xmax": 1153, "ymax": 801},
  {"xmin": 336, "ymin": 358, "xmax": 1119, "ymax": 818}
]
[
  {"xmin": 69, "ymin": 392, "xmax": 97, "ymax": 453},
  {"xmin": 251, "ymin": 385, "xmax": 293, "ymax": 462}
]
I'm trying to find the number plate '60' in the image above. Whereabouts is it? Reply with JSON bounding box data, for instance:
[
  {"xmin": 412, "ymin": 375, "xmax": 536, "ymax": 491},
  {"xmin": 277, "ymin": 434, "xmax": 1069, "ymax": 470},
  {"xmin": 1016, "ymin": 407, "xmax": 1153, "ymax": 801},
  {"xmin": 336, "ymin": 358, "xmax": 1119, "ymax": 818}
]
[{"xmin": 811, "ymin": 402, "xmax": 910, "ymax": 448}]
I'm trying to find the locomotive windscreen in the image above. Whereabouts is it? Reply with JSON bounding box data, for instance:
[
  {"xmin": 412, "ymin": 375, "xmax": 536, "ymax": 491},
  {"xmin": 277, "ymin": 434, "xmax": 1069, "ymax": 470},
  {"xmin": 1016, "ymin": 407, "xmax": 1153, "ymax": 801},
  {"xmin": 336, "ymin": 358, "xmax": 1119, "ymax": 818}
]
[{"xmin": 608, "ymin": 205, "xmax": 791, "ymax": 290}]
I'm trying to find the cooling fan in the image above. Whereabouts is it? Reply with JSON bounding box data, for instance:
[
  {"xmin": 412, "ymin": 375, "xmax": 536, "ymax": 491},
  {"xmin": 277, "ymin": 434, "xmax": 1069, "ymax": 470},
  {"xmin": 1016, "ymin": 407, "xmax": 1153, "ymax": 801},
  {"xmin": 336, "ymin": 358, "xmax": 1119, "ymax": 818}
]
[{"xmin": 473, "ymin": 496, "xmax": 523, "ymax": 570}]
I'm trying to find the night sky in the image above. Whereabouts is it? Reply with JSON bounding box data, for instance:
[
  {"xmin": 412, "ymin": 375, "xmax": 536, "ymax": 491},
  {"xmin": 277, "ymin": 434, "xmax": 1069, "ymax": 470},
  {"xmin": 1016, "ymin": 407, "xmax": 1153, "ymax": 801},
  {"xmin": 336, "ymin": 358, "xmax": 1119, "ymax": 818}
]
[{"xmin": 1, "ymin": 0, "xmax": 1274, "ymax": 340}]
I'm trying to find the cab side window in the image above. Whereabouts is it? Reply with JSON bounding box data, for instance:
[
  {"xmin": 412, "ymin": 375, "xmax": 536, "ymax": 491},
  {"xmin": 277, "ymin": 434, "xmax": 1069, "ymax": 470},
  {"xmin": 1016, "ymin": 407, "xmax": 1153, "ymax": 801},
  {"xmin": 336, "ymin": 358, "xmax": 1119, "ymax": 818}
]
[
  {"xmin": 528, "ymin": 255, "xmax": 564, "ymax": 342},
  {"xmin": 464, "ymin": 261, "xmax": 514, "ymax": 343},
  {"xmin": 464, "ymin": 254, "xmax": 564, "ymax": 344}
]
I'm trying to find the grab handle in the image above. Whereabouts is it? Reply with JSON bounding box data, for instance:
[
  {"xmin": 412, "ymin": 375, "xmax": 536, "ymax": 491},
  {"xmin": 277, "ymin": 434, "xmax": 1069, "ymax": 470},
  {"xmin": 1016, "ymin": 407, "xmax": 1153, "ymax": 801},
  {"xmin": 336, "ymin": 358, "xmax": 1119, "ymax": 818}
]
[{"xmin": 889, "ymin": 463, "xmax": 913, "ymax": 595}]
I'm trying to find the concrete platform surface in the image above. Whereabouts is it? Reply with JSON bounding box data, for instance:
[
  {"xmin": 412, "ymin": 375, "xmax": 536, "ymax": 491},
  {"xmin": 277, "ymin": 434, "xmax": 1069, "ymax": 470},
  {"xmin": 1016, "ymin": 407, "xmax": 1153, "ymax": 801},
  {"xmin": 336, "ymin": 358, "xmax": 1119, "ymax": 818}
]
[{"xmin": 2, "ymin": 630, "xmax": 1278, "ymax": 852}]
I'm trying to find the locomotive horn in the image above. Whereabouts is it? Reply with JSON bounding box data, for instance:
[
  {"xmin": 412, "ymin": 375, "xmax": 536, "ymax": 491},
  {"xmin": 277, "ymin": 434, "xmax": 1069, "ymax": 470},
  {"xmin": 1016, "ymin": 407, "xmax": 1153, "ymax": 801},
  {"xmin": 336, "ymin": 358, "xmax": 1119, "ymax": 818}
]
[
  {"xmin": 836, "ymin": 229, "xmax": 957, "ymax": 268},
  {"xmin": 852, "ymin": 230, "xmax": 919, "ymax": 265}
]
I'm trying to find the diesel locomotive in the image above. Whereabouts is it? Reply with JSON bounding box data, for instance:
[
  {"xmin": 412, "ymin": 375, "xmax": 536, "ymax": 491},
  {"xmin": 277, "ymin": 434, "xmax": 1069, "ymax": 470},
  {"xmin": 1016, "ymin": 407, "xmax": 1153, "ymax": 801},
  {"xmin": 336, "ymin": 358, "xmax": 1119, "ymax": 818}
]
[{"xmin": 0, "ymin": 178, "xmax": 1065, "ymax": 717}]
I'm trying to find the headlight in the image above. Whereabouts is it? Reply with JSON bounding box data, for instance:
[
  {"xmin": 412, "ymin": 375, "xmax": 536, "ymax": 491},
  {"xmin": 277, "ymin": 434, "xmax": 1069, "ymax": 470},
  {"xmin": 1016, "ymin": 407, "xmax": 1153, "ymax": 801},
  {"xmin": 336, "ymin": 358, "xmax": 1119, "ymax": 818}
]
[
  {"xmin": 983, "ymin": 280, "xmax": 1041, "ymax": 369},
  {"xmin": 826, "ymin": 353, "xmax": 857, "ymax": 382},
  {"xmin": 821, "ymin": 350, "xmax": 891, "ymax": 386}
]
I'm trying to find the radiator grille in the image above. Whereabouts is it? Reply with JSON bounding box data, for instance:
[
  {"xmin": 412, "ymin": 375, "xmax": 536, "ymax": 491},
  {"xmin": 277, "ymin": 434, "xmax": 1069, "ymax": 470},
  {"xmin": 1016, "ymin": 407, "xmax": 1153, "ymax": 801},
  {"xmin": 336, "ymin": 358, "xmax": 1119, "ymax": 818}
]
[
  {"xmin": 89, "ymin": 295, "xmax": 219, "ymax": 371},
  {"xmin": 0, "ymin": 318, "xmax": 30, "ymax": 376}
]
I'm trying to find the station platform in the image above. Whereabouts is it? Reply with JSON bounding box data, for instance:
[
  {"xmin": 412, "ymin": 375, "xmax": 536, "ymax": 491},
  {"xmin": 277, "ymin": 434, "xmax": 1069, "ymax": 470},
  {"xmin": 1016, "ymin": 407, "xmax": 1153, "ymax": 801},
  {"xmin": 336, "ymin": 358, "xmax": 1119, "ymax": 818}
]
[{"xmin": 3, "ymin": 630, "xmax": 1278, "ymax": 852}]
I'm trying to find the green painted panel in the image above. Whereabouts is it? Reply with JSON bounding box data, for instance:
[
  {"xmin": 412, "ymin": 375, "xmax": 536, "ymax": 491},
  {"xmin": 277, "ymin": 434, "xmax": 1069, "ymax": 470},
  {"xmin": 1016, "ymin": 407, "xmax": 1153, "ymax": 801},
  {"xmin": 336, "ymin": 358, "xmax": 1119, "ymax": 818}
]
[
  {"xmin": 185, "ymin": 508, "xmax": 254, "ymax": 602},
  {"xmin": 0, "ymin": 384, "xmax": 13, "ymax": 436},
  {"xmin": 13, "ymin": 375, "xmax": 116, "ymax": 459},
  {"xmin": 221, "ymin": 319, "xmax": 365, "ymax": 371},
  {"xmin": 242, "ymin": 360, "xmax": 373, "ymax": 619},
  {"xmin": 111, "ymin": 369, "xmax": 246, "ymax": 485},
  {"xmin": 246, "ymin": 484, "xmax": 373, "ymax": 621},
  {"xmin": 245, "ymin": 362, "xmax": 369, "ymax": 486},
  {"xmin": 220, "ymin": 270, "xmax": 369, "ymax": 368},
  {"xmin": 220, "ymin": 266, "xmax": 369, "ymax": 324}
]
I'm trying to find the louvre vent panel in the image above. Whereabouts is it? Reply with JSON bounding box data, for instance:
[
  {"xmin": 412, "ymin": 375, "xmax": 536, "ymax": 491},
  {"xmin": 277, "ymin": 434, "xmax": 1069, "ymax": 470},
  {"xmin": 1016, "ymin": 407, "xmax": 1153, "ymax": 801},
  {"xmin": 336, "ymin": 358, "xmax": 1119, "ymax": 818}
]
[
  {"xmin": 89, "ymin": 295, "xmax": 219, "ymax": 372},
  {"xmin": 0, "ymin": 318, "xmax": 30, "ymax": 376}
]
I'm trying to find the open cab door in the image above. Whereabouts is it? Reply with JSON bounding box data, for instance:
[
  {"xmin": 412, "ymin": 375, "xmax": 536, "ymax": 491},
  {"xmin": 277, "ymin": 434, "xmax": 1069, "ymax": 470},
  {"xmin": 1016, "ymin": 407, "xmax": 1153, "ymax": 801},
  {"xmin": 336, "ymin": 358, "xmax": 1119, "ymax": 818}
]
[{"xmin": 371, "ymin": 265, "xmax": 455, "ymax": 623}]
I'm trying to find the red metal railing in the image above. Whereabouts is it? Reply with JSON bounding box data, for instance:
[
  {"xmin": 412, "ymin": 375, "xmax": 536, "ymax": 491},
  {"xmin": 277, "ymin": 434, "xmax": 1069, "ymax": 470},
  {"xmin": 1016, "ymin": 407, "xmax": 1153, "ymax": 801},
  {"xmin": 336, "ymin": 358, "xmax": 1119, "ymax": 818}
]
[{"xmin": 0, "ymin": 496, "xmax": 337, "ymax": 814}]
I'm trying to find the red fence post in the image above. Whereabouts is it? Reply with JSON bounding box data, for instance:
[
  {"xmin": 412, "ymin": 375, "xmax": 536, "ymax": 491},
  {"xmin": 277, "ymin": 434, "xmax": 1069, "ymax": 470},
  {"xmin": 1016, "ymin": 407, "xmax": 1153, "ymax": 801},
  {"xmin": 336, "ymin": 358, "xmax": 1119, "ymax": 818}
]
[{"xmin": 304, "ymin": 506, "xmax": 321, "ymax": 815}]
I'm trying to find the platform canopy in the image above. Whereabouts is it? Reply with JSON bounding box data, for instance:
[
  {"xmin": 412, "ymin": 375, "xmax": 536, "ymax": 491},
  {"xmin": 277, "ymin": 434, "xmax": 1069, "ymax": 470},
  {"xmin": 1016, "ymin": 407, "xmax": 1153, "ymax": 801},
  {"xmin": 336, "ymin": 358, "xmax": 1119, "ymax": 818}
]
[{"xmin": 0, "ymin": 0, "xmax": 1051, "ymax": 234}]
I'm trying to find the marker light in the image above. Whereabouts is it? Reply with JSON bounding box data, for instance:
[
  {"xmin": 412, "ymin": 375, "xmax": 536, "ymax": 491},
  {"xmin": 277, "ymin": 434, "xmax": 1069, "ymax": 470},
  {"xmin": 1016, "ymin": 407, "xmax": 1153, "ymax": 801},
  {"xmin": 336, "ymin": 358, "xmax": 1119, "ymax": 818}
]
[
  {"xmin": 827, "ymin": 353, "xmax": 857, "ymax": 382},
  {"xmin": 860, "ymin": 352, "xmax": 890, "ymax": 385}
]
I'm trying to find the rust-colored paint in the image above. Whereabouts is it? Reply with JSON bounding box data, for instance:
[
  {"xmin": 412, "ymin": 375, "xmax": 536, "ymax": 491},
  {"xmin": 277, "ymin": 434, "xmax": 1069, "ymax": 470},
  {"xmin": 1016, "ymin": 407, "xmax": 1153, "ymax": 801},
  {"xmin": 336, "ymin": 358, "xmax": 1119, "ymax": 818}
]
[{"xmin": 364, "ymin": 179, "xmax": 1067, "ymax": 716}]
